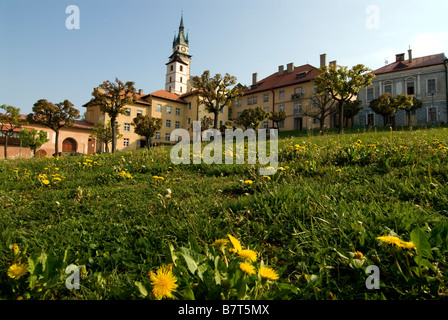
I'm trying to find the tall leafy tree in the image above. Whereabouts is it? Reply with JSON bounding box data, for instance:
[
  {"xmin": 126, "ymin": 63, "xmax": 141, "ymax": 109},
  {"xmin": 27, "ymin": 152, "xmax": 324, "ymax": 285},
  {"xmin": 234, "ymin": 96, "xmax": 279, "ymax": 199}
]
[
  {"xmin": 27, "ymin": 99, "xmax": 80, "ymax": 156},
  {"xmin": 343, "ymin": 100, "xmax": 363, "ymax": 128},
  {"xmin": 90, "ymin": 120, "xmax": 123, "ymax": 153},
  {"xmin": 132, "ymin": 114, "xmax": 162, "ymax": 149},
  {"xmin": 191, "ymin": 70, "xmax": 243, "ymax": 129},
  {"xmin": 302, "ymin": 92, "xmax": 336, "ymax": 135},
  {"xmin": 88, "ymin": 78, "xmax": 137, "ymax": 153},
  {"xmin": 269, "ymin": 110, "xmax": 287, "ymax": 130},
  {"xmin": 314, "ymin": 64, "xmax": 374, "ymax": 133},
  {"xmin": 235, "ymin": 107, "xmax": 269, "ymax": 130},
  {"xmin": 18, "ymin": 128, "xmax": 49, "ymax": 157},
  {"xmin": 0, "ymin": 105, "xmax": 23, "ymax": 159}
]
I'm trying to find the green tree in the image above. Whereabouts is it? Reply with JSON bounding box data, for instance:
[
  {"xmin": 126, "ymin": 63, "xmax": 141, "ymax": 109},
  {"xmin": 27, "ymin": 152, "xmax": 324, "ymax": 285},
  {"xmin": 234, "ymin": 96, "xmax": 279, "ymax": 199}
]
[
  {"xmin": 303, "ymin": 92, "xmax": 336, "ymax": 135},
  {"xmin": 18, "ymin": 128, "xmax": 49, "ymax": 157},
  {"xmin": 87, "ymin": 78, "xmax": 137, "ymax": 153},
  {"xmin": 90, "ymin": 120, "xmax": 122, "ymax": 153},
  {"xmin": 0, "ymin": 105, "xmax": 23, "ymax": 159},
  {"xmin": 235, "ymin": 107, "xmax": 269, "ymax": 130},
  {"xmin": 27, "ymin": 99, "xmax": 80, "ymax": 156},
  {"xmin": 314, "ymin": 64, "xmax": 374, "ymax": 133},
  {"xmin": 343, "ymin": 100, "xmax": 362, "ymax": 128},
  {"xmin": 191, "ymin": 71, "xmax": 243, "ymax": 129},
  {"xmin": 370, "ymin": 93, "xmax": 415, "ymax": 130},
  {"xmin": 401, "ymin": 95, "xmax": 423, "ymax": 126},
  {"xmin": 132, "ymin": 115, "xmax": 162, "ymax": 149},
  {"xmin": 269, "ymin": 110, "xmax": 287, "ymax": 130}
]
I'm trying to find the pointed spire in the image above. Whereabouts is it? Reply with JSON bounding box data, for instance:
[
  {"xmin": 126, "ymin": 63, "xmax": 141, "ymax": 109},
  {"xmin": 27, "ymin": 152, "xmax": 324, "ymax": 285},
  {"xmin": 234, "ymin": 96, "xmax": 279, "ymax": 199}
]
[{"xmin": 179, "ymin": 11, "xmax": 184, "ymax": 31}]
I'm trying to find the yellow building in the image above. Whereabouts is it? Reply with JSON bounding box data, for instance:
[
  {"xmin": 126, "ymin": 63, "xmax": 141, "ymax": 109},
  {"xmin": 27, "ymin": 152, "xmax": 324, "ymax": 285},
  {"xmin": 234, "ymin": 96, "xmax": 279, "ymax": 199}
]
[
  {"xmin": 233, "ymin": 55, "xmax": 336, "ymax": 131},
  {"xmin": 83, "ymin": 15, "xmax": 231, "ymax": 152}
]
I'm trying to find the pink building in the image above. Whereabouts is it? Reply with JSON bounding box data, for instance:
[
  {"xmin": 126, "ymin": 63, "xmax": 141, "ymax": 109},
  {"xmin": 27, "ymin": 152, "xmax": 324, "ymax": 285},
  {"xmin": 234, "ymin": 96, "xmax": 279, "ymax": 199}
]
[{"xmin": 0, "ymin": 115, "xmax": 95, "ymax": 159}]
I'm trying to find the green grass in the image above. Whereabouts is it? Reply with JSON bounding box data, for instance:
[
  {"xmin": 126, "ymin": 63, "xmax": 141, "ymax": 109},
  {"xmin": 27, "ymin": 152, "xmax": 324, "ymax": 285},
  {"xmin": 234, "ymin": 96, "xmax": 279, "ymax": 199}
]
[{"xmin": 1, "ymin": 127, "xmax": 448, "ymax": 300}]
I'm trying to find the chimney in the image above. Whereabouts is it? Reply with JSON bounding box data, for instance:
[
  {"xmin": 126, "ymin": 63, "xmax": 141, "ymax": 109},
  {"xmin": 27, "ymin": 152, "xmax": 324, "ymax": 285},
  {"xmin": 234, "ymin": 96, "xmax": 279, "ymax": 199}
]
[
  {"xmin": 278, "ymin": 65, "xmax": 284, "ymax": 75},
  {"xmin": 252, "ymin": 73, "xmax": 258, "ymax": 85},
  {"xmin": 408, "ymin": 49, "xmax": 413, "ymax": 62},
  {"xmin": 395, "ymin": 53, "xmax": 405, "ymax": 62},
  {"xmin": 138, "ymin": 89, "xmax": 143, "ymax": 95},
  {"xmin": 329, "ymin": 60, "xmax": 337, "ymax": 67},
  {"xmin": 320, "ymin": 53, "xmax": 327, "ymax": 68},
  {"xmin": 287, "ymin": 62, "xmax": 294, "ymax": 73}
]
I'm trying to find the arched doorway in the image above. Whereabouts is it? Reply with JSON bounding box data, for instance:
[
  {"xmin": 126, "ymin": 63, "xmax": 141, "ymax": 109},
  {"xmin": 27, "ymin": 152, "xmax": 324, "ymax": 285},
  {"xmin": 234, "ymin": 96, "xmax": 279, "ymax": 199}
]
[
  {"xmin": 62, "ymin": 138, "xmax": 77, "ymax": 152},
  {"xmin": 35, "ymin": 150, "xmax": 47, "ymax": 158}
]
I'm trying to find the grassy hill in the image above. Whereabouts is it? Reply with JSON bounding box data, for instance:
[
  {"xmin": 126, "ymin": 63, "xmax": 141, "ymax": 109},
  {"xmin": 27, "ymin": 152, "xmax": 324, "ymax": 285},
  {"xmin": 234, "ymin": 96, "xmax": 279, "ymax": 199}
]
[{"xmin": 1, "ymin": 126, "xmax": 448, "ymax": 300}]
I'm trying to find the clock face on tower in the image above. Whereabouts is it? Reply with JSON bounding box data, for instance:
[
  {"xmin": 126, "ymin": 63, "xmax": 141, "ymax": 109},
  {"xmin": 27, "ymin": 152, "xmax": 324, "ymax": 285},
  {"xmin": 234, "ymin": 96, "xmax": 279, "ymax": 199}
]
[{"xmin": 181, "ymin": 46, "xmax": 186, "ymax": 53}]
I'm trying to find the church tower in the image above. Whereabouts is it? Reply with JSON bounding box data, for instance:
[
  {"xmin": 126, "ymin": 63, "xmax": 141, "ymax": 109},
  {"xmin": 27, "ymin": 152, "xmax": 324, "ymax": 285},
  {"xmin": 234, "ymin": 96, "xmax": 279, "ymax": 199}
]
[{"xmin": 165, "ymin": 15, "xmax": 191, "ymax": 94}]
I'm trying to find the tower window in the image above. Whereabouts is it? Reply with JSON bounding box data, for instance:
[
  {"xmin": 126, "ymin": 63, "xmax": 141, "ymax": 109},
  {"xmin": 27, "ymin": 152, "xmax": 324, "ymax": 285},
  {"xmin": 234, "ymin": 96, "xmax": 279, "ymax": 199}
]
[
  {"xmin": 180, "ymin": 66, "xmax": 183, "ymax": 72},
  {"xmin": 170, "ymin": 65, "xmax": 173, "ymax": 71},
  {"xmin": 180, "ymin": 77, "xmax": 183, "ymax": 83}
]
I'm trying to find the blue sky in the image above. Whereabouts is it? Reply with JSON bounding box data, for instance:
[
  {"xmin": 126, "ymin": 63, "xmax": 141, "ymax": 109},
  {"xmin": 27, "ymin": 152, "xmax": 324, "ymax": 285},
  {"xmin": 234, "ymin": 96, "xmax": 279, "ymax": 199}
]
[{"xmin": 1, "ymin": 0, "xmax": 447, "ymax": 114}]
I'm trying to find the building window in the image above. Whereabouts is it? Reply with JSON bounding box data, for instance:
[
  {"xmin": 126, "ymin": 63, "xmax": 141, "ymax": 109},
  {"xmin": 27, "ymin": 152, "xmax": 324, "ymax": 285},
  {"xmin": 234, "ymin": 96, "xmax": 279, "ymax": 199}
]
[
  {"xmin": 279, "ymin": 104, "xmax": 285, "ymax": 112},
  {"xmin": 279, "ymin": 90, "xmax": 285, "ymax": 100},
  {"xmin": 428, "ymin": 107, "xmax": 437, "ymax": 122},
  {"xmin": 124, "ymin": 123, "xmax": 131, "ymax": 132},
  {"xmin": 165, "ymin": 133, "xmax": 171, "ymax": 141},
  {"xmin": 262, "ymin": 121, "xmax": 269, "ymax": 129},
  {"xmin": 180, "ymin": 65, "xmax": 183, "ymax": 72},
  {"xmin": 427, "ymin": 79, "xmax": 436, "ymax": 94},
  {"xmin": 188, "ymin": 103, "xmax": 192, "ymax": 110},
  {"xmin": 166, "ymin": 119, "xmax": 171, "ymax": 128},
  {"xmin": 247, "ymin": 96, "xmax": 258, "ymax": 105},
  {"xmin": 155, "ymin": 132, "xmax": 161, "ymax": 140},
  {"xmin": 170, "ymin": 65, "xmax": 173, "ymax": 71},
  {"xmin": 263, "ymin": 94, "xmax": 269, "ymax": 102},
  {"xmin": 407, "ymin": 81, "xmax": 415, "ymax": 95},
  {"xmin": 220, "ymin": 107, "xmax": 224, "ymax": 114},
  {"xmin": 294, "ymin": 103, "xmax": 302, "ymax": 116},
  {"xmin": 278, "ymin": 120, "xmax": 285, "ymax": 128},
  {"xmin": 235, "ymin": 99, "xmax": 242, "ymax": 107},
  {"xmin": 176, "ymin": 107, "xmax": 181, "ymax": 116},
  {"xmin": 384, "ymin": 84, "xmax": 392, "ymax": 95},
  {"xmin": 136, "ymin": 110, "xmax": 143, "ymax": 117},
  {"xmin": 263, "ymin": 107, "xmax": 269, "ymax": 113},
  {"xmin": 123, "ymin": 138, "xmax": 129, "ymax": 147},
  {"xmin": 180, "ymin": 77, "xmax": 183, "ymax": 83},
  {"xmin": 125, "ymin": 108, "xmax": 131, "ymax": 116},
  {"xmin": 175, "ymin": 121, "xmax": 180, "ymax": 128},
  {"xmin": 367, "ymin": 88, "xmax": 374, "ymax": 101},
  {"xmin": 156, "ymin": 104, "xmax": 162, "ymax": 113},
  {"xmin": 187, "ymin": 117, "xmax": 191, "ymax": 125},
  {"xmin": 166, "ymin": 106, "xmax": 172, "ymax": 114}
]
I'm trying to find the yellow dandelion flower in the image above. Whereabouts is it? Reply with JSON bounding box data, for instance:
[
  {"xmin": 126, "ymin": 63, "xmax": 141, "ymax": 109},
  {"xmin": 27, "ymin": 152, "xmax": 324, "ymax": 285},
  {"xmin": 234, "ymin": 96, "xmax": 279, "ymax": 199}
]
[
  {"xmin": 335, "ymin": 168, "xmax": 342, "ymax": 173},
  {"xmin": 240, "ymin": 262, "xmax": 256, "ymax": 275},
  {"xmin": 211, "ymin": 239, "xmax": 229, "ymax": 248},
  {"xmin": 397, "ymin": 240, "xmax": 417, "ymax": 250},
  {"xmin": 42, "ymin": 179, "xmax": 50, "ymax": 185},
  {"xmin": 258, "ymin": 266, "xmax": 279, "ymax": 280},
  {"xmin": 353, "ymin": 251, "xmax": 364, "ymax": 260},
  {"xmin": 262, "ymin": 175, "xmax": 271, "ymax": 180},
  {"xmin": 227, "ymin": 234, "xmax": 242, "ymax": 253},
  {"xmin": 149, "ymin": 265, "xmax": 178, "ymax": 300},
  {"xmin": 376, "ymin": 236, "xmax": 402, "ymax": 246},
  {"xmin": 7, "ymin": 263, "xmax": 28, "ymax": 279},
  {"xmin": 244, "ymin": 180, "xmax": 253, "ymax": 184},
  {"xmin": 238, "ymin": 249, "xmax": 257, "ymax": 262}
]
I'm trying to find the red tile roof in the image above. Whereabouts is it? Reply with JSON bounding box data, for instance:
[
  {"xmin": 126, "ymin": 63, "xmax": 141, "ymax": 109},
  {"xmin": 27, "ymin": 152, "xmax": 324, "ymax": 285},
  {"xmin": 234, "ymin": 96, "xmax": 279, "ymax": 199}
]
[
  {"xmin": 149, "ymin": 89, "xmax": 187, "ymax": 103},
  {"xmin": 372, "ymin": 53, "xmax": 446, "ymax": 76},
  {"xmin": 243, "ymin": 64, "xmax": 320, "ymax": 95}
]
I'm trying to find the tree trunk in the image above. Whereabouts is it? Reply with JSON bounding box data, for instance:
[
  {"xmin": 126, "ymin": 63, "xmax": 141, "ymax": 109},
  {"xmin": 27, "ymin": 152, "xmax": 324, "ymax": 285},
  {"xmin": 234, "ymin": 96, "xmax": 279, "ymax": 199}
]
[
  {"xmin": 111, "ymin": 116, "xmax": 117, "ymax": 153},
  {"xmin": 54, "ymin": 130, "xmax": 59, "ymax": 156},
  {"xmin": 146, "ymin": 137, "xmax": 151, "ymax": 150},
  {"xmin": 338, "ymin": 101, "xmax": 344, "ymax": 134},
  {"xmin": 213, "ymin": 111, "xmax": 219, "ymax": 129},
  {"xmin": 3, "ymin": 135, "xmax": 8, "ymax": 159}
]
